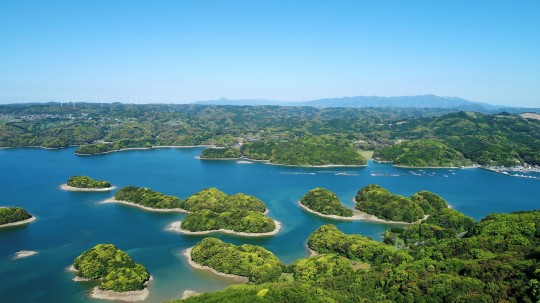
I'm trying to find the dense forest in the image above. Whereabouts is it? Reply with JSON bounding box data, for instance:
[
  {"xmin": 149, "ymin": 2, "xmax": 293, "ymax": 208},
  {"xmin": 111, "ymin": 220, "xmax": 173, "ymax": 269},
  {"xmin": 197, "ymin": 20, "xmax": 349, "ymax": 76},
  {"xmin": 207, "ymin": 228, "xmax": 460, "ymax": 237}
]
[
  {"xmin": 73, "ymin": 244, "xmax": 150, "ymax": 292},
  {"xmin": 66, "ymin": 175, "xmax": 111, "ymax": 189},
  {"xmin": 354, "ymin": 184, "xmax": 427, "ymax": 222},
  {"xmin": 373, "ymin": 139, "xmax": 471, "ymax": 167},
  {"xmin": 299, "ymin": 188, "xmax": 353, "ymax": 217},
  {"xmin": 190, "ymin": 237, "xmax": 284, "ymax": 283},
  {"xmin": 0, "ymin": 207, "xmax": 32, "ymax": 225},
  {"xmin": 201, "ymin": 136, "xmax": 366, "ymax": 166},
  {"xmin": 178, "ymin": 209, "xmax": 540, "ymax": 303},
  {"xmin": 114, "ymin": 186, "xmax": 181, "ymax": 209},
  {"xmin": 2, "ymin": 103, "xmax": 538, "ymax": 166},
  {"xmin": 180, "ymin": 188, "xmax": 275, "ymax": 233}
]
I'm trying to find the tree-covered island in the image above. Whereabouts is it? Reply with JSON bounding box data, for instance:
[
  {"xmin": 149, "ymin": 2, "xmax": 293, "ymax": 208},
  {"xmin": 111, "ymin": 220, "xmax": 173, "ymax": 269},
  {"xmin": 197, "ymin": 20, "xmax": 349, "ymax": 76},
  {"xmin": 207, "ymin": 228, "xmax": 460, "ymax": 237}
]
[
  {"xmin": 0, "ymin": 207, "xmax": 34, "ymax": 227},
  {"xmin": 110, "ymin": 186, "xmax": 183, "ymax": 211},
  {"xmin": 170, "ymin": 188, "xmax": 279, "ymax": 236},
  {"xmin": 200, "ymin": 136, "xmax": 367, "ymax": 167},
  {"xmin": 299, "ymin": 188, "xmax": 353, "ymax": 217},
  {"xmin": 72, "ymin": 244, "xmax": 150, "ymax": 301},
  {"xmin": 61, "ymin": 175, "xmax": 114, "ymax": 191},
  {"xmin": 188, "ymin": 237, "xmax": 284, "ymax": 283},
  {"xmin": 354, "ymin": 184, "xmax": 451, "ymax": 223},
  {"xmin": 373, "ymin": 139, "xmax": 472, "ymax": 167},
  {"xmin": 177, "ymin": 209, "xmax": 540, "ymax": 303}
]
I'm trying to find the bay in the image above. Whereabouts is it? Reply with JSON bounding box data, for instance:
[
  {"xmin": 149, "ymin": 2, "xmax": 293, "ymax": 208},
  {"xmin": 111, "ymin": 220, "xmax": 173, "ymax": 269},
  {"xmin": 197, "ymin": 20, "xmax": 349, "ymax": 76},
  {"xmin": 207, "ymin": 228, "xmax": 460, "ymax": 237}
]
[{"xmin": 0, "ymin": 147, "xmax": 538, "ymax": 303}]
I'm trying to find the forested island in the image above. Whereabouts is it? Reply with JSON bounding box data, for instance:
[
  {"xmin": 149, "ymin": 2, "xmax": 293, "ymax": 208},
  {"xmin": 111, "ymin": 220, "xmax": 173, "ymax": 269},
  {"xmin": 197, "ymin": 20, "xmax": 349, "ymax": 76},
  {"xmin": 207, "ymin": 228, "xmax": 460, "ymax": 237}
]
[
  {"xmin": 188, "ymin": 237, "xmax": 284, "ymax": 283},
  {"xmin": 61, "ymin": 175, "xmax": 114, "ymax": 191},
  {"xmin": 108, "ymin": 186, "xmax": 184, "ymax": 211},
  {"xmin": 170, "ymin": 188, "xmax": 279, "ymax": 236},
  {"xmin": 177, "ymin": 209, "xmax": 540, "ymax": 303},
  {"xmin": 373, "ymin": 139, "xmax": 472, "ymax": 167},
  {"xmin": 71, "ymin": 244, "xmax": 151, "ymax": 301},
  {"xmin": 299, "ymin": 188, "xmax": 353, "ymax": 217},
  {"xmin": 354, "ymin": 184, "xmax": 450, "ymax": 223},
  {"xmin": 200, "ymin": 137, "xmax": 366, "ymax": 166},
  {"xmin": 2, "ymin": 103, "xmax": 538, "ymax": 167},
  {"xmin": 0, "ymin": 207, "xmax": 34, "ymax": 227}
]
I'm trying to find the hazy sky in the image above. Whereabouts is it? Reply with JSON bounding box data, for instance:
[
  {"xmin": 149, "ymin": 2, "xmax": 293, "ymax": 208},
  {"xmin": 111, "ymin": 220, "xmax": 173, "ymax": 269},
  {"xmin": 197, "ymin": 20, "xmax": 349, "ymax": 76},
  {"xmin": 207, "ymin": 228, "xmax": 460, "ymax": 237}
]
[{"xmin": 1, "ymin": 1, "xmax": 539, "ymax": 107}]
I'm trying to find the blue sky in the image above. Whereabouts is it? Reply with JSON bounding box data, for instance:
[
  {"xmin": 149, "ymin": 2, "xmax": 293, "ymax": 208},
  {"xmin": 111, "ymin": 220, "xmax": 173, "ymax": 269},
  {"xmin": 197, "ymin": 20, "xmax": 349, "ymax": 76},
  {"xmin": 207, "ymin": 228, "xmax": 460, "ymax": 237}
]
[{"xmin": 0, "ymin": 1, "xmax": 539, "ymax": 107}]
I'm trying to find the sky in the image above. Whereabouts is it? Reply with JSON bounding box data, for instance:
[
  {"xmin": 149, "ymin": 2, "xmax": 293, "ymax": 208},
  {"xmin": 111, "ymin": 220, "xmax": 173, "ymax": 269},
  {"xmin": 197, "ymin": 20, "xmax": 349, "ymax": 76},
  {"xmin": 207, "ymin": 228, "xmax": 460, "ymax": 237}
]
[{"xmin": 0, "ymin": 1, "xmax": 539, "ymax": 107}]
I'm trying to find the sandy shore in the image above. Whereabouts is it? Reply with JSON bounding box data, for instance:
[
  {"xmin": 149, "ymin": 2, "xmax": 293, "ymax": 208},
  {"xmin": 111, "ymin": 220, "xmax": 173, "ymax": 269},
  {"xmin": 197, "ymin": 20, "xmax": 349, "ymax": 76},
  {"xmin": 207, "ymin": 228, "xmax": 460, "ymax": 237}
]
[
  {"xmin": 181, "ymin": 290, "xmax": 200, "ymax": 299},
  {"xmin": 77, "ymin": 145, "xmax": 215, "ymax": 156},
  {"xmin": 298, "ymin": 201, "xmax": 357, "ymax": 221},
  {"xmin": 0, "ymin": 216, "xmax": 36, "ymax": 228},
  {"xmin": 90, "ymin": 287, "xmax": 149, "ymax": 302},
  {"xmin": 167, "ymin": 219, "xmax": 281, "ymax": 237},
  {"xmin": 183, "ymin": 248, "xmax": 249, "ymax": 283},
  {"xmin": 60, "ymin": 184, "xmax": 116, "ymax": 192},
  {"xmin": 70, "ymin": 265, "xmax": 151, "ymax": 301},
  {"xmin": 101, "ymin": 198, "xmax": 189, "ymax": 213},
  {"xmin": 298, "ymin": 201, "xmax": 415, "ymax": 225},
  {"xmin": 13, "ymin": 250, "xmax": 38, "ymax": 259}
]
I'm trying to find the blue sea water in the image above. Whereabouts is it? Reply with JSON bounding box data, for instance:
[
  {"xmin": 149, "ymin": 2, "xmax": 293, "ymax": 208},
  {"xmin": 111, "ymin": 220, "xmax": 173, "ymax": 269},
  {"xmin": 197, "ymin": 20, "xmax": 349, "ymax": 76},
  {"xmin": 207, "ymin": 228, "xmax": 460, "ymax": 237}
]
[{"xmin": 0, "ymin": 147, "xmax": 538, "ymax": 303}]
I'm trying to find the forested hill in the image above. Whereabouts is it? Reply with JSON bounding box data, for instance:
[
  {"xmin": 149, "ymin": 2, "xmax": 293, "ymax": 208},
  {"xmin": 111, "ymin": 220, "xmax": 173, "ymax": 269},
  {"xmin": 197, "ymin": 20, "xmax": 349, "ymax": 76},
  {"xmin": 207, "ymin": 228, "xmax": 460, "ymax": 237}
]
[{"xmin": 0, "ymin": 103, "xmax": 539, "ymax": 166}]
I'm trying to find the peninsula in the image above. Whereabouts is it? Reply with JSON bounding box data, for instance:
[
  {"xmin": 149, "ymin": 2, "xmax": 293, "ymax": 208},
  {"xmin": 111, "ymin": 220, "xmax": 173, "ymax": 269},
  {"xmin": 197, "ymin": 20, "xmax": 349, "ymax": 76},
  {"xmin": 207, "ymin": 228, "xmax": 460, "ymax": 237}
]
[
  {"xmin": 61, "ymin": 175, "xmax": 115, "ymax": 191},
  {"xmin": 0, "ymin": 207, "xmax": 35, "ymax": 227},
  {"xmin": 373, "ymin": 139, "xmax": 471, "ymax": 168},
  {"xmin": 187, "ymin": 237, "xmax": 284, "ymax": 283},
  {"xmin": 71, "ymin": 244, "xmax": 151, "ymax": 301},
  {"xmin": 353, "ymin": 184, "xmax": 451, "ymax": 223}
]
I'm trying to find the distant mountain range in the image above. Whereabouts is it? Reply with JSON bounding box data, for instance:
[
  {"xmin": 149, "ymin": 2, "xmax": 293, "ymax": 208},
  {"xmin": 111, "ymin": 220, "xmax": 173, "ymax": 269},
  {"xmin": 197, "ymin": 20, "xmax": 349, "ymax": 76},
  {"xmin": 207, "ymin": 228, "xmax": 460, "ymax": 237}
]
[{"xmin": 192, "ymin": 95, "xmax": 539, "ymax": 114}]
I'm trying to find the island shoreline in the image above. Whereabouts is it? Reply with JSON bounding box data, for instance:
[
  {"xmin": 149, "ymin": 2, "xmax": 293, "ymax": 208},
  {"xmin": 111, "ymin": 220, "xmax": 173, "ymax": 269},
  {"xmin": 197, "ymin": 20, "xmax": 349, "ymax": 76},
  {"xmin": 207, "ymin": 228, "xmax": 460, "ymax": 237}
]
[
  {"xmin": 101, "ymin": 198, "xmax": 189, "ymax": 213},
  {"xmin": 60, "ymin": 184, "xmax": 116, "ymax": 192},
  {"xmin": 0, "ymin": 216, "xmax": 36, "ymax": 228},
  {"xmin": 167, "ymin": 219, "xmax": 281, "ymax": 237},
  {"xmin": 183, "ymin": 247, "xmax": 249, "ymax": 283}
]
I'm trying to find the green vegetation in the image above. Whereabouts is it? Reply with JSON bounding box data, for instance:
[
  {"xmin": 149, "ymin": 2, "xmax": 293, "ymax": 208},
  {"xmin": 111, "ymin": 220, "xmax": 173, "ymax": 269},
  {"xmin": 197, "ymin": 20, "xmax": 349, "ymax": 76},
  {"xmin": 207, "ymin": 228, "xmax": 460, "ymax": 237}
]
[
  {"xmin": 73, "ymin": 244, "xmax": 150, "ymax": 292},
  {"xmin": 179, "ymin": 188, "xmax": 274, "ymax": 233},
  {"xmin": 308, "ymin": 224, "xmax": 412, "ymax": 266},
  {"xmin": 200, "ymin": 147, "xmax": 241, "ymax": 159},
  {"xmin": 66, "ymin": 175, "xmax": 111, "ymax": 189},
  {"xmin": 1, "ymin": 103, "xmax": 538, "ymax": 166},
  {"xmin": 374, "ymin": 139, "xmax": 471, "ymax": 167},
  {"xmin": 354, "ymin": 184, "xmax": 426, "ymax": 222},
  {"xmin": 114, "ymin": 186, "xmax": 180, "ymax": 209},
  {"xmin": 178, "ymin": 210, "xmax": 540, "ymax": 303},
  {"xmin": 410, "ymin": 190, "xmax": 449, "ymax": 215},
  {"xmin": 180, "ymin": 188, "xmax": 265, "ymax": 213},
  {"xmin": 190, "ymin": 237, "xmax": 284, "ymax": 283},
  {"xmin": 299, "ymin": 188, "xmax": 352, "ymax": 217},
  {"xmin": 182, "ymin": 209, "xmax": 276, "ymax": 233},
  {"xmin": 0, "ymin": 207, "xmax": 32, "ymax": 225},
  {"xmin": 240, "ymin": 136, "xmax": 366, "ymax": 166}
]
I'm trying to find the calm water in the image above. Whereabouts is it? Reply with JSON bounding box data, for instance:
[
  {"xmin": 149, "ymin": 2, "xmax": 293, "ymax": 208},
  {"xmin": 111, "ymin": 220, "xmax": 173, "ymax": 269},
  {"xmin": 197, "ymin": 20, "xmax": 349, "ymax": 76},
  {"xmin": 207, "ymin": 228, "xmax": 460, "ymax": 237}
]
[{"xmin": 0, "ymin": 147, "xmax": 538, "ymax": 303}]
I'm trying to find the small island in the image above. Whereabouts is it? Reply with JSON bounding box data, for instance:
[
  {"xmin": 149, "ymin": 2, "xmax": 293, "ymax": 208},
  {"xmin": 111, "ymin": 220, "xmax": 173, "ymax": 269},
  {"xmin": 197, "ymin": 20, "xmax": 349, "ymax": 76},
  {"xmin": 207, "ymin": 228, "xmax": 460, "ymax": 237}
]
[
  {"xmin": 71, "ymin": 244, "xmax": 151, "ymax": 301},
  {"xmin": 61, "ymin": 175, "xmax": 115, "ymax": 191},
  {"xmin": 0, "ymin": 207, "xmax": 35, "ymax": 228},
  {"xmin": 105, "ymin": 186, "xmax": 185, "ymax": 212},
  {"xmin": 373, "ymin": 139, "xmax": 472, "ymax": 168},
  {"xmin": 169, "ymin": 188, "xmax": 280, "ymax": 236},
  {"xmin": 299, "ymin": 188, "xmax": 353, "ymax": 218},
  {"xmin": 187, "ymin": 237, "xmax": 284, "ymax": 283}
]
